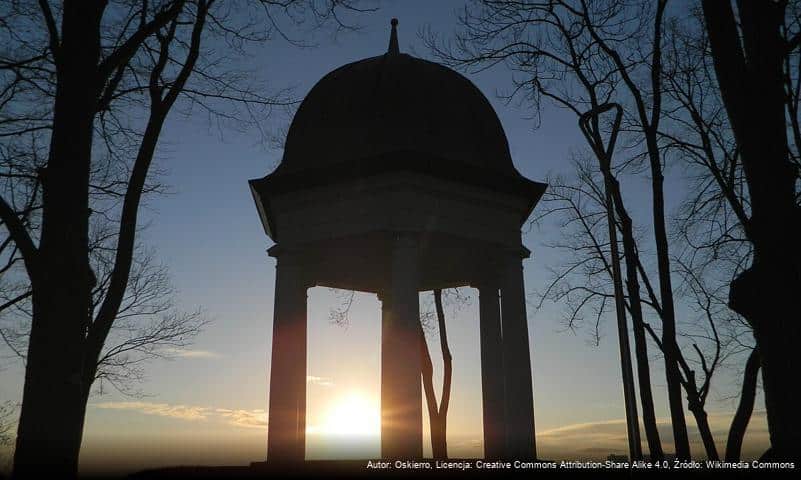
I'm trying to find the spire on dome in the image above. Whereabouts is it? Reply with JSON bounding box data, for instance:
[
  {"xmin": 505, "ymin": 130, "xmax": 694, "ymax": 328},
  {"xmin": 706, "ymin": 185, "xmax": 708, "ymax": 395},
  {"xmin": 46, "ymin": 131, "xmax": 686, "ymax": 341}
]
[{"xmin": 387, "ymin": 18, "xmax": 399, "ymax": 55}]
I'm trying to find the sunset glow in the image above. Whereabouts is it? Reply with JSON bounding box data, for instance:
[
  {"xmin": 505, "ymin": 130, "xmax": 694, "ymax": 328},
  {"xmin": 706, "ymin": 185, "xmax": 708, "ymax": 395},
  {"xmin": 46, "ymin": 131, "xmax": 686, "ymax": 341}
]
[{"xmin": 310, "ymin": 393, "xmax": 380, "ymax": 437}]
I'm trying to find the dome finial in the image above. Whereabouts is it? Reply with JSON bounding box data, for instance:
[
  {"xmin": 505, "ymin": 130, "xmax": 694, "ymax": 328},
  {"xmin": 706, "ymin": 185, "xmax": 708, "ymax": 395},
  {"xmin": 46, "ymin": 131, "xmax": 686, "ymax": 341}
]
[{"xmin": 388, "ymin": 18, "xmax": 399, "ymax": 55}]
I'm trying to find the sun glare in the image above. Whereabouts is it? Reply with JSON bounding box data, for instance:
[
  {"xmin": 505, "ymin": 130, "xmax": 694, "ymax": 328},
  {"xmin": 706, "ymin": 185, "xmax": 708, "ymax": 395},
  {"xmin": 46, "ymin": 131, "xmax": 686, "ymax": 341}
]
[{"xmin": 311, "ymin": 393, "xmax": 380, "ymax": 437}]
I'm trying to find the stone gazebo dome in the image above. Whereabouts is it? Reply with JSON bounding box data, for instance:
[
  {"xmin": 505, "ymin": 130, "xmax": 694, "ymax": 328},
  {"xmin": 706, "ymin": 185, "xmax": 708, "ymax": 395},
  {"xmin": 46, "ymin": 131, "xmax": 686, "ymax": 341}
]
[
  {"xmin": 281, "ymin": 50, "xmax": 514, "ymax": 175},
  {"xmin": 250, "ymin": 21, "xmax": 545, "ymax": 242}
]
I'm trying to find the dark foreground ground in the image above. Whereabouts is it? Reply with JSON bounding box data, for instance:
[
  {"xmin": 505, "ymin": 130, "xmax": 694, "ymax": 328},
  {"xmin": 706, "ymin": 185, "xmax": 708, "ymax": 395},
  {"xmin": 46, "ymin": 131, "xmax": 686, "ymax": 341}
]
[{"xmin": 123, "ymin": 459, "xmax": 797, "ymax": 480}]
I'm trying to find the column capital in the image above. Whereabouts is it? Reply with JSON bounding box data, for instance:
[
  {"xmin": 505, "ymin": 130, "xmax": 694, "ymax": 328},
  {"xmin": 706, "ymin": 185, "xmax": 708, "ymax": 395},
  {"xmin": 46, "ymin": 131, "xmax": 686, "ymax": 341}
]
[
  {"xmin": 472, "ymin": 276, "xmax": 501, "ymax": 291},
  {"xmin": 504, "ymin": 246, "xmax": 530, "ymax": 262},
  {"xmin": 494, "ymin": 245, "xmax": 531, "ymax": 262},
  {"xmin": 498, "ymin": 252, "xmax": 527, "ymax": 283},
  {"xmin": 274, "ymin": 249, "xmax": 304, "ymax": 264},
  {"xmin": 274, "ymin": 252, "xmax": 313, "ymax": 288}
]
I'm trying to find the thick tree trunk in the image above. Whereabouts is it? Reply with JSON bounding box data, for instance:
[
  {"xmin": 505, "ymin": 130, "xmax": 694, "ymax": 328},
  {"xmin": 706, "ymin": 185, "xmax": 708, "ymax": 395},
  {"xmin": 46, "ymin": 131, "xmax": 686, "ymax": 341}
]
[
  {"xmin": 13, "ymin": 296, "xmax": 91, "ymax": 477},
  {"xmin": 760, "ymin": 320, "xmax": 801, "ymax": 462},
  {"xmin": 12, "ymin": 3, "xmax": 104, "ymax": 476},
  {"xmin": 726, "ymin": 348, "xmax": 760, "ymax": 462},
  {"xmin": 702, "ymin": 0, "xmax": 801, "ymax": 462},
  {"xmin": 736, "ymin": 273, "xmax": 801, "ymax": 461}
]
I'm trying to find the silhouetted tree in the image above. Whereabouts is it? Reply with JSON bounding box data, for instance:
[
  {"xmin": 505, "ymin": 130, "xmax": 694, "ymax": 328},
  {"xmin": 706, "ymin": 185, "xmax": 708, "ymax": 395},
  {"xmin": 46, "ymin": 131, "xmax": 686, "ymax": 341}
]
[
  {"xmin": 428, "ymin": 0, "xmax": 789, "ymax": 461},
  {"xmin": 660, "ymin": 10, "xmax": 761, "ymax": 460},
  {"xmin": 578, "ymin": 104, "xmax": 642, "ymax": 461},
  {"xmin": 725, "ymin": 348, "xmax": 760, "ymax": 462},
  {"xmin": 1, "ymin": 246, "xmax": 205, "ymax": 397},
  {"xmin": 657, "ymin": 1, "xmax": 801, "ymax": 461},
  {"xmin": 536, "ymin": 161, "xmax": 726, "ymax": 460},
  {"xmin": 419, "ymin": 289, "xmax": 452, "ymax": 459},
  {"xmin": 568, "ymin": 0, "xmax": 694, "ymax": 459},
  {"xmin": 534, "ymin": 167, "xmax": 658, "ymax": 461},
  {"xmin": 699, "ymin": 0, "xmax": 801, "ymax": 461},
  {"xmin": 0, "ymin": 1, "xmax": 371, "ymax": 475},
  {"xmin": 425, "ymin": 0, "xmax": 683, "ymax": 458}
]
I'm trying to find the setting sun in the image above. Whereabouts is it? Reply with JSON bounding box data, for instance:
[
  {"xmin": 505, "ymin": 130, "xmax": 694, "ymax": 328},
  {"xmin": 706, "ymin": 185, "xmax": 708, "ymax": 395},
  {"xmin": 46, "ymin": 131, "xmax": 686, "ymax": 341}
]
[{"xmin": 310, "ymin": 393, "xmax": 380, "ymax": 437}]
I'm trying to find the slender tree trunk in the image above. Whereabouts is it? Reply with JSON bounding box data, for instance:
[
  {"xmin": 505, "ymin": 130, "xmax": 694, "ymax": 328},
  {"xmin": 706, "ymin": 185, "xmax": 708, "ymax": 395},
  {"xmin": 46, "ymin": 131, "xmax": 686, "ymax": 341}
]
[
  {"xmin": 702, "ymin": 0, "xmax": 801, "ymax": 461},
  {"xmin": 419, "ymin": 324, "xmax": 441, "ymax": 456},
  {"xmin": 603, "ymin": 183, "xmax": 642, "ymax": 461},
  {"xmin": 688, "ymin": 402, "xmax": 719, "ymax": 460},
  {"xmin": 615, "ymin": 196, "xmax": 664, "ymax": 461},
  {"xmin": 419, "ymin": 290, "xmax": 452, "ymax": 459},
  {"xmin": 628, "ymin": 303, "xmax": 663, "ymax": 461},
  {"xmin": 583, "ymin": 104, "xmax": 663, "ymax": 461},
  {"xmin": 13, "ymin": 3, "xmax": 104, "ymax": 477},
  {"xmin": 726, "ymin": 348, "xmax": 760, "ymax": 462},
  {"xmin": 611, "ymin": 160, "xmax": 710, "ymax": 462},
  {"xmin": 432, "ymin": 290, "xmax": 451, "ymax": 459},
  {"xmin": 644, "ymin": 133, "xmax": 691, "ymax": 460},
  {"xmin": 630, "ymin": 0, "xmax": 688, "ymax": 456},
  {"xmin": 598, "ymin": 164, "xmax": 666, "ymax": 463},
  {"xmin": 419, "ymin": 332, "xmax": 448, "ymax": 460},
  {"xmin": 592, "ymin": 0, "xmax": 689, "ymax": 458},
  {"xmin": 677, "ymin": 366, "xmax": 718, "ymax": 460}
]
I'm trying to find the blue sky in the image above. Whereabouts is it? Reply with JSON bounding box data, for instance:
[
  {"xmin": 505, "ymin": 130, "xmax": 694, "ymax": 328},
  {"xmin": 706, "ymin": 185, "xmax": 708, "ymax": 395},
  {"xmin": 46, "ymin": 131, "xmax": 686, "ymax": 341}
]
[{"xmin": 0, "ymin": 0, "xmax": 767, "ymax": 474}]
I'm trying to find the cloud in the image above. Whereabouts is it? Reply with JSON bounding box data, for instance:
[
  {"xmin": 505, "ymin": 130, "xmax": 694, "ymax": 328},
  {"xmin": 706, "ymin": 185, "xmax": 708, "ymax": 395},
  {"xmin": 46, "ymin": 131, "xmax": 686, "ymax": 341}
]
[
  {"xmin": 159, "ymin": 348, "xmax": 222, "ymax": 359},
  {"xmin": 215, "ymin": 408, "xmax": 268, "ymax": 429},
  {"xmin": 537, "ymin": 412, "xmax": 770, "ymax": 460},
  {"xmin": 93, "ymin": 402, "xmax": 210, "ymax": 421},
  {"xmin": 92, "ymin": 402, "xmax": 267, "ymax": 429},
  {"xmin": 306, "ymin": 375, "xmax": 334, "ymax": 387}
]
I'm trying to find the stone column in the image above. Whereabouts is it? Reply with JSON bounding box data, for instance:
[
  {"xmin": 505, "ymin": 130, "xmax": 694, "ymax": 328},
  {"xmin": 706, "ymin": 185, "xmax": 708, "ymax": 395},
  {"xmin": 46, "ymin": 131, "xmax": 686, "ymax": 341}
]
[
  {"xmin": 267, "ymin": 254, "xmax": 308, "ymax": 462},
  {"xmin": 478, "ymin": 284, "xmax": 506, "ymax": 458},
  {"xmin": 500, "ymin": 253, "xmax": 537, "ymax": 459},
  {"xmin": 380, "ymin": 235, "xmax": 423, "ymax": 458}
]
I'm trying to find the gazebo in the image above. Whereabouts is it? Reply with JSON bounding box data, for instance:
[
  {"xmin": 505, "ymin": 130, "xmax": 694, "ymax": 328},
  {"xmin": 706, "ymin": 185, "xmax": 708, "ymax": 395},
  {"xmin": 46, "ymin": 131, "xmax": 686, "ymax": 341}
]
[{"xmin": 249, "ymin": 19, "xmax": 546, "ymax": 461}]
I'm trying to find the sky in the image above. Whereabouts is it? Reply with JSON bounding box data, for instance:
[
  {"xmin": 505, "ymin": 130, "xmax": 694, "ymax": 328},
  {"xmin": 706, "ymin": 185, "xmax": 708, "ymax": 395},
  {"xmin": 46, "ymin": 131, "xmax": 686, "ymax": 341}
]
[{"xmin": 0, "ymin": 0, "xmax": 768, "ymax": 474}]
